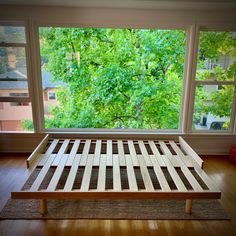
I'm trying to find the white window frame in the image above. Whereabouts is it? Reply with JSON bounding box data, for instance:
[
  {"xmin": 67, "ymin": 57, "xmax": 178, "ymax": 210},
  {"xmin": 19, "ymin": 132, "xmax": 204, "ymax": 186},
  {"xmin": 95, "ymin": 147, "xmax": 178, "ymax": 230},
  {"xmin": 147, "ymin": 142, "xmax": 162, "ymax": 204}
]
[
  {"xmin": 0, "ymin": 21, "xmax": 35, "ymax": 132},
  {"xmin": 34, "ymin": 24, "xmax": 190, "ymax": 133},
  {"xmin": 186, "ymin": 25, "xmax": 236, "ymax": 134}
]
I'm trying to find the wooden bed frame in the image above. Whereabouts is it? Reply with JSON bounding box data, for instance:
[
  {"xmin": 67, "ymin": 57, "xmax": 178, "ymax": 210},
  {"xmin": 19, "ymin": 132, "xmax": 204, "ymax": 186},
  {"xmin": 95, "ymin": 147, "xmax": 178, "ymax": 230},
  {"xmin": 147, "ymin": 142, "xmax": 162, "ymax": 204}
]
[{"xmin": 11, "ymin": 135, "xmax": 221, "ymax": 215}]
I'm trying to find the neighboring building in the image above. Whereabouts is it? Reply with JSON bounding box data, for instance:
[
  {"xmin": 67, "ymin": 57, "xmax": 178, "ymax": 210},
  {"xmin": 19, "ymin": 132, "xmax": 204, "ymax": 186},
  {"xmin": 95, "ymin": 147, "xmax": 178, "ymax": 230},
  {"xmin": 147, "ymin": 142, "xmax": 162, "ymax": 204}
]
[{"xmin": 0, "ymin": 70, "xmax": 61, "ymax": 131}]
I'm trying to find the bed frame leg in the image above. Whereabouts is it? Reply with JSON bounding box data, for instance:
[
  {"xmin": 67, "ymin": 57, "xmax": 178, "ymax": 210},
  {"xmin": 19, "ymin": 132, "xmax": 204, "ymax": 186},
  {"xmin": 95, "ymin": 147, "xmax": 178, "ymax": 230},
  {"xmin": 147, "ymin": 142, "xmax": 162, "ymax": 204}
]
[
  {"xmin": 185, "ymin": 199, "xmax": 192, "ymax": 214},
  {"xmin": 39, "ymin": 199, "xmax": 48, "ymax": 215}
]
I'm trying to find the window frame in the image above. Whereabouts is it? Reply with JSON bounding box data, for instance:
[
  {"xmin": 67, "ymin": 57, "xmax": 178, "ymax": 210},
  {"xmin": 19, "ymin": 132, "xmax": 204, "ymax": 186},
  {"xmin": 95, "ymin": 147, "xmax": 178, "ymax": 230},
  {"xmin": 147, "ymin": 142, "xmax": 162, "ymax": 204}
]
[
  {"xmin": 0, "ymin": 20, "xmax": 235, "ymax": 135},
  {"xmin": 36, "ymin": 24, "xmax": 189, "ymax": 133},
  {"xmin": 0, "ymin": 22, "xmax": 35, "ymax": 132},
  {"xmin": 187, "ymin": 26, "xmax": 236, "ymax": 134}
]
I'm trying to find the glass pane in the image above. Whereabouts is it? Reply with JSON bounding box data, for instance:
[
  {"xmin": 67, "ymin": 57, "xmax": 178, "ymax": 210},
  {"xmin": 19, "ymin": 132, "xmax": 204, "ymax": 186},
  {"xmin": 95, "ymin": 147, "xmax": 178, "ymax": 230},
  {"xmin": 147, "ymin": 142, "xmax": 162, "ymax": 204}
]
[
  {"xmin": 0, "ymin": 47, "xmax": 28, "ymax": 95},
  {"xmin": 196, "ymin": 31, "xmax": 236, "ymax": 81},
  {"xmin": 192, "ymin": 85, "xmax": 235, "ymax": 131},
  {"xmin": 0, "ymin": 102, "xmax": 33, "ymax": 131},
  {"xmin": 39, "ymin": 27, "xmax": 186, "ymax": 129},
  {"xmin": 0, "ymin": 26, "xmax": 26, "ymax": 43}
]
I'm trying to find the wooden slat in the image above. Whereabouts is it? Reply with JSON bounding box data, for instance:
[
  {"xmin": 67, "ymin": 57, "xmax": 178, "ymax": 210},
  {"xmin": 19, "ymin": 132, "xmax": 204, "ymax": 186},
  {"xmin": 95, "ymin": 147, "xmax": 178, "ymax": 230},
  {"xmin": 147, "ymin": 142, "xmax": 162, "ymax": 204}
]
[
  {"xmin": 159, "ymin": 141, "xmax": 187, "ymax": 191},
  {"xmin": 97, "ymin": 154, "xmax": 107, "ymax": 191},
  {"xmin": 163, "ymin": 156, "xmax": 187, "ymax": 191},
  {"xmin": 148, "ymin": 141, "xmax": 166, "ymax": 167},
  {"xmin": 52, "ymin": 140, "xmax": 70, "ymax": 166},
  {"xmin": 30, "ymin": 141, "xmax": 69, "ymax": 191},
  {"xmin": 66, "ymin": 140, "xmax": 80, "ymax": 166},
  {"xmin": 47, "ymin": 154, "xmax": 70, "ymax": 191},
  {"xmin": 138, "ymin": 141, "xmax": 153, "ymax": 167},
  {"xmin": 179, "ymin": 137, "xmax": 204, "ymax": 168},
  {"xmin": 37, "ymin": 139, "xmax": 59, "ymax": 166},
  {"xmin": 113, "ymin": 154, "xmax": 121, "ymax": 191},
  {"xmin": 127, "ymin": 140, "xmax": 139, "ymax": 166},
  {"xmin": 80, "ymin": 154, "xmax": 94, "ymax": 191},
  {"xmin": 137, "ymin": 155, "xmax": 154, "ymax": 191},
  {"xmin": 80, "ymin": 140, "xmax": 91, "ymax": 166},
  {"xmin": 159, "ymin": 141, "xmax": 172, "ymax": 155},
  {"xmin": 29, "ymin": 154, "xmax": 58, "ymax": 191},
  {"xmin": 149, "ymin": 153, "xmax": 171, "ymax": 191},
  {"xmin": 63, "ymin": 154, "xmax": 81, "ymax": 191},
  {"xmin": 125, "ymin": 155, "xmax": 138, "ymax": 191},
  {"xmin": 117, "ymin": 140, "xmax": 126, "ymax": 166},
  {"xmin": 168, "ymin": 141, "xmax": 203, "ymax": 191},
  {"xmin": 106, "ymin": 140, "xmax": 113, "ymax": 166},
  {"xmin": 27, "ymin": 135, "xmax": 50, "ymax": 168},
  {"xmin": 93, "ymin": 140, "xmax": 102, "ymax": 166}
]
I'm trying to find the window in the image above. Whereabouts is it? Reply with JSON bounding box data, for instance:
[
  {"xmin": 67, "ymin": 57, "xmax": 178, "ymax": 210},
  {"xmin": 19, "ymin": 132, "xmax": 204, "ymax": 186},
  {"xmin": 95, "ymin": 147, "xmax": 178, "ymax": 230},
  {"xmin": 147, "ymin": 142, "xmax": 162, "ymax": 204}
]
[
  {"xmin": 48, "ymin": 91, "xmax": 56, "ymax": 100},
  {"xmin": 39, "ymin": 27, "xmax": 186, "ymax": 130},
  {"xmin": 0, "ymin": 24, "xmax": 33, "ymax": 131},
  {"xmin": 192, "ymin": 31, "xmax": 236, "ymax": 132}
]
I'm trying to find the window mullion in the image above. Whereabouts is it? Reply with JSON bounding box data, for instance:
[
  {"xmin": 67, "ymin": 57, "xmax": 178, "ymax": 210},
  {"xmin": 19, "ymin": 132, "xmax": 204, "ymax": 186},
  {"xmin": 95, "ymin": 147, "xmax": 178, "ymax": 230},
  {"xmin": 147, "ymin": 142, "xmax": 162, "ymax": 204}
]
[
  {"xmin": 25, "ymin": 20, "xmax": 45, "ymax": 133},
  {"xmin": 181, "ymin": 23, "xmax": 199, "ymax": 134}
]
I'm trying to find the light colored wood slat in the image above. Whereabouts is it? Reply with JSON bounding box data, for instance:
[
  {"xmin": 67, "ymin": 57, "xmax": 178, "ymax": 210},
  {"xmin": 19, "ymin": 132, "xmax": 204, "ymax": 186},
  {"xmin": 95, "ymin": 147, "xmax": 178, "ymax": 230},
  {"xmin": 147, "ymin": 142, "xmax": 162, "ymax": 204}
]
[
  {"xmin": 93, "ymin": 140, "xmax": 102, "ymax": 166},
  {"xmin": 51, "ymin": 154, "xmax": 69, "ymax": 167},
  {"xmin": 36, "ymin": 139, "xmax": 59, "ymax": 167},
  {"xmin": 66, "ymin": 140, "xmax": 80, "ymax": 166},
  {"xmin": 148, "ymin": 141, "xmax": 166, "ymax": 167},
  {"xmin": 138, "ymin": 141, "xmax": 153, "ymax": 167},
  {"xmin": 29, "ymin": 154, "xmax": 58, "ymax": 191},
  {"xmin": 167, "ymin": 141, "xmax": 195, "ymax": 167},
  {"xmin": 47, "ymin": 154, "xmax": 70, "ymax": 191},
  {"xmin": 63, "ymin": 154, "xmax": 81, "ymax": 191},
  {"xmin": 169, "ymin": 141, "xmax": 203, "ymax": 191},
  {"xmin": 80, "ymin": 154, "xmax": 94, "ymax": 191},
  {"xmin": 30, "ymin": 141, "xmax": 70, "ymax": 191},
  {"xmin": 38, "ymin": 154, "xmax": 56, "ymax": 167},
  {"xmin": 179, "ymin": 137, "xmax": 204, "ymax": 168},
  {"xmin": 97, "ymin": 154, "xmax": 107, "ymax": 191},
  {"xmin": 52, "ymin": 140, "xmax": 70, "ymax": 166},
  {"xmin": 117, "ymin": 140, "xmax": 126, "ymax": 166},
  {"xmin": 106, "ymin": 140, "xmax": 113, "ymax": 167},
  {"xmin": 171, "ymin": 141, "xmax": 219, "ymax": 191},
  {"xmin": 125, "ymin": 154, "xmax": 138, "ymax": 191},
  {"xmin": 166, "ymin": 155, "xmax": 181, "ymax": 167},
  {"xmin": 80, "ymin": 140, "xmax": 91, "ymax": 166},
  {"xmin": 113, "ymin": 154, "xmax": 121, "ymax": 191},
  {"xmin": 192, "ymin": 165, "xmax": 220, "ymax": 192},
  {"xmin": 159, "ymin": 141, "xmax": 172, "ymax": 155},
  {"xmin": 27, "ymin": 134, "xmax": 49, "ymax": 168},
  {"xmin": 137, "ymin": 155, "xmax": 154, "ymax": 191},
  {"xmin": 127, "ymin": 140, "xmax": 139, "ymax": 166},
  {"xmin": 159, "ymin": 141, "xmax": 187, "ymax": 192},
  {"xmin": 165, "ymin": 157, "xmax": 204, "ymax": 191},
  {"xmin": 149, "ymin": 153, "xmax": 171, "ymax": 191},
  {"xmin": 35, "ymin": 154, "xmax": 45, "ymax": 166}
]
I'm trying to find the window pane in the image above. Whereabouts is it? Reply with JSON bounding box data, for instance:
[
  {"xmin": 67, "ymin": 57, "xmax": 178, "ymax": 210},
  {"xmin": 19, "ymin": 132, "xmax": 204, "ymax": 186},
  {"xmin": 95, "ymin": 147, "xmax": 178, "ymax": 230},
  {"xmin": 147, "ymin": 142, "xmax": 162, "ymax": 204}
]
[
  {"xmin": 0, "ymin": 26, "xmax": 26, "ymax": 43},
  {"xmin": 39, "ymin": 27, "xmax": 186, "ymax": 129},
  {"xmin": 196, "ymin": 31, "xmax": 236, "ymax": 81},
  {"xmin": 192, "ymin": 85, "xmax": 235, "ymax": 131},
  {"xmin": 0, "ymin": 47, "xmax": 28, "ymax": 95},
  {"xmin": 0, "ymin": 102, "xmax": 33, "ymax": 131}
]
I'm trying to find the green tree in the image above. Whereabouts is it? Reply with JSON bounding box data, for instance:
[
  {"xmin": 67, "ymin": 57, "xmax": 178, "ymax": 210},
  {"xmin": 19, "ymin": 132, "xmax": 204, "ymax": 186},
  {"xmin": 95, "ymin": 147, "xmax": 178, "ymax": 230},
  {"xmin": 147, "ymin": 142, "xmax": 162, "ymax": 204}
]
[
  {"xmin": 39, "ymin": 27, "xmax": 185, "ymax": 129},
  {"xmin": 194, "ymin": 31, "xmax": 236, "ymax": 129}
]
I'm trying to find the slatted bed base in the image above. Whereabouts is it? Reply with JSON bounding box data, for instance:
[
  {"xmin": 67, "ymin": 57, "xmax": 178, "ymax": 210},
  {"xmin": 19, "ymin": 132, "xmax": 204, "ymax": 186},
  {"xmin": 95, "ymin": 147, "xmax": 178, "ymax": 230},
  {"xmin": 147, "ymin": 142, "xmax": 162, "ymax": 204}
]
[{"xmin": 11, "ymin": 135, "xmax": 221, "ymax": 215}]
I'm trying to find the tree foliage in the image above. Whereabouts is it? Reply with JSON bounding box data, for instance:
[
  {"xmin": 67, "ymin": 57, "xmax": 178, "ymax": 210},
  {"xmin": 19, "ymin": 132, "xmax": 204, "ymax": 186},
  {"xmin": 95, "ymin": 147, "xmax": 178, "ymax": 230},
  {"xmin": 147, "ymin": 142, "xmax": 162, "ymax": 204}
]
[{"xmin": 39, "ymin": 28, "xmax": 185, "ymax": 129}]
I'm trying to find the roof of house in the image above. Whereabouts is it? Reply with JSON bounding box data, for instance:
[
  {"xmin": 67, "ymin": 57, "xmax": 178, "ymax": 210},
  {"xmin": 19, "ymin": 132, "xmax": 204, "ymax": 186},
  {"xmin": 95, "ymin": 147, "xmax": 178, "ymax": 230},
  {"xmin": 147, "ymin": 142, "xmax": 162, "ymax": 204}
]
[{"xmin": 0, "ymin": 70, "xmax": 65, "ymax": 90}]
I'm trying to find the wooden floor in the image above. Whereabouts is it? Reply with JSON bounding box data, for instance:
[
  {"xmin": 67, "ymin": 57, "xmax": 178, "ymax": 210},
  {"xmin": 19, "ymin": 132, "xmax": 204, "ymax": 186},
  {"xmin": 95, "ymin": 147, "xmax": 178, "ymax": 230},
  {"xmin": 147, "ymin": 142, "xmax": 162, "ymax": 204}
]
[{"xmin": 0, "ymin": 153, "xmax": 236, "ymax": 236}]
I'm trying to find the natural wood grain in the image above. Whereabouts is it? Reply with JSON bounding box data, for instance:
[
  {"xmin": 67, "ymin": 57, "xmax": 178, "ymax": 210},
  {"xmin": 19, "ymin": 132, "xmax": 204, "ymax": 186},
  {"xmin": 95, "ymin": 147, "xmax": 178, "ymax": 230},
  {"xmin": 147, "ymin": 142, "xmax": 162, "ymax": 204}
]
[
  {"xmin": 0, "ymin": 154, "xmax": 236, "ymax": 236},
  {"xmin": 179, "ymin": 137, "xmax": 204, "ymax": 168},
  {"xmin": 26, "ymin": 134, "xmax": 49, "ymax": 168}
]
